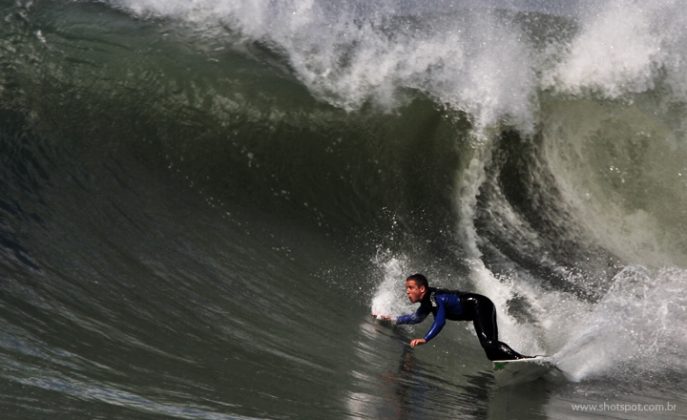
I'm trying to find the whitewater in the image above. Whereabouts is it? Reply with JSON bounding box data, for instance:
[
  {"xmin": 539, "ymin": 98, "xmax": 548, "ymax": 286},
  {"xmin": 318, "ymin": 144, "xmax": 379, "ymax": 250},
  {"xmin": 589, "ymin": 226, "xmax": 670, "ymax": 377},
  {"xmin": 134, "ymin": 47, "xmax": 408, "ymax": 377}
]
[{"xmin": 1, "ymin": 0, "xmax": 687, "ymax": 418}]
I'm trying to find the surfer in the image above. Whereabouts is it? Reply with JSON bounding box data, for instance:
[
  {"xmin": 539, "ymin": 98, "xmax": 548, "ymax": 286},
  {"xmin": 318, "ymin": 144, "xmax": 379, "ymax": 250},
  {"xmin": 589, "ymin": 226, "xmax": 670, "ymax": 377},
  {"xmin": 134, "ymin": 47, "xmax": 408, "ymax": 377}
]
[{"xmin": 374, "ymin": 273, "xmax": 531, "ymax": 361}]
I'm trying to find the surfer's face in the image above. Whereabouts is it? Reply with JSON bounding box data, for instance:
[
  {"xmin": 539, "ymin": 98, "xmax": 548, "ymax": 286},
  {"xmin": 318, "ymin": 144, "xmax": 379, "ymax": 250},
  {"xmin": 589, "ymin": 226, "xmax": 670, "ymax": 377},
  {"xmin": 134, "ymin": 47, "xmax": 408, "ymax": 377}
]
[{"xmin": 405, "ymin": 279, "xmax": 426, "ymax": 303}]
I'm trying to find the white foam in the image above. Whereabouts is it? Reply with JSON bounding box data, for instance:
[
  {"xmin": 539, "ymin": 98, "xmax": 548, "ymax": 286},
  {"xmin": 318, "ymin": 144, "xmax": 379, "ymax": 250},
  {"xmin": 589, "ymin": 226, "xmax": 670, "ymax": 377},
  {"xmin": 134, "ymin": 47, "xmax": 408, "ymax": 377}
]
[
  {"xmin": 553, "ymin": 266, "xmax": 687, "ymax": 381},
  {"xmin": 110, "ymin": 0, "xmax": 538, "ymax": 131},
  {"xmin": 109, "ymin": 0, "xmax": 687, "ymax": 126},
  {"xmin": 544, "ymin": 2, "xmax": 664, "ymax": 98},
  {"xmin": 369, "ymin": 253, "xmax": 414, "ymax": 319}
]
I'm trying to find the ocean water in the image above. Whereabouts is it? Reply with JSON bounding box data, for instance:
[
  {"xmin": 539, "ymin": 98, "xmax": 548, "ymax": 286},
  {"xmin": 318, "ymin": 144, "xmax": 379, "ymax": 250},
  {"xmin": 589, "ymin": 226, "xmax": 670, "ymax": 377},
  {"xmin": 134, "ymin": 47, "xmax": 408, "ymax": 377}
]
[{"xmin": 1, "ymin": 0, "xmax": 687, "ymax": 418}]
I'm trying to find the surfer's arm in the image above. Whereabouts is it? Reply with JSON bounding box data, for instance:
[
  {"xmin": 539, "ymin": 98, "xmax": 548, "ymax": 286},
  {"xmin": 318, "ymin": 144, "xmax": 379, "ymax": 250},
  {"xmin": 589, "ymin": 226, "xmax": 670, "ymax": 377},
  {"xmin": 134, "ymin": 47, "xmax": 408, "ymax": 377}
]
[
  {"xmin": 396, "ymin": 313, "xmax": 422, "ymax": 324},
  {"xmin": 422, "ymin": 299, "xmax": 446, "ymax": 342},
  {"xmin": 396, "ymin": 303, "xmax": 430, "ymax": 325}
]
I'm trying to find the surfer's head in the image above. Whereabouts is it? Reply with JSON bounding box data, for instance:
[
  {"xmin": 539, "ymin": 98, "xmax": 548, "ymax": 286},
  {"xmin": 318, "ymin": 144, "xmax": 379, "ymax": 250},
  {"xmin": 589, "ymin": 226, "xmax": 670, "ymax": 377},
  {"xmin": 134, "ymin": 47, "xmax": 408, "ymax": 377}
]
[{"xmin": 405, "ymin": 273, "xmax": 428, "ymax": 303}]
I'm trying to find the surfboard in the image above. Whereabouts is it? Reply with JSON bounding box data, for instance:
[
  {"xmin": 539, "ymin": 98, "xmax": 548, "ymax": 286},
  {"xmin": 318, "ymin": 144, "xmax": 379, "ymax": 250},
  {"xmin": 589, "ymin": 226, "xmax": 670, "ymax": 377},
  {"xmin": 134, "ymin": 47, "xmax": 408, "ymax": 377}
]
[{"xmin": 492, "ymin": 356, "xmax": 559, "ymax": 386}]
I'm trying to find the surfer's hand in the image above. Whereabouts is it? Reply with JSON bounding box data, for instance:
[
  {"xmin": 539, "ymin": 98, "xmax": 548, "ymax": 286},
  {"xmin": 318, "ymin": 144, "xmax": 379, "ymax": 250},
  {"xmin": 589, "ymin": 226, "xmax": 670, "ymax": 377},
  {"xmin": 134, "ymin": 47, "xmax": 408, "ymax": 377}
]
[
  {"xmin": 372, "ymin": 314, "xmax": 393, "ymax": 321},
  {"xmin": 410, "ymin": 338, "xmax": 426, "ymax": 348}
]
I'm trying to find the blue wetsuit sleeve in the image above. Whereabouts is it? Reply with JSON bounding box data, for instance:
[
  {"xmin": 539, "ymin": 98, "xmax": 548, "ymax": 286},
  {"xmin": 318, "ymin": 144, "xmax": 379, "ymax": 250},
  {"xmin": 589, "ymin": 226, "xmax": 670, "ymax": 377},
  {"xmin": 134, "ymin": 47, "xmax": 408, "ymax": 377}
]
[
  {"xmin": 423, "ymin": 298, "xmax": 446, "ymax": 342},
  {"xmin": 396, "ymin": 303, "xmax": 431, "ymax": 325},
  {"xmin": 396, "ymin": 313, "xmax": 422, "ymax": 324}
]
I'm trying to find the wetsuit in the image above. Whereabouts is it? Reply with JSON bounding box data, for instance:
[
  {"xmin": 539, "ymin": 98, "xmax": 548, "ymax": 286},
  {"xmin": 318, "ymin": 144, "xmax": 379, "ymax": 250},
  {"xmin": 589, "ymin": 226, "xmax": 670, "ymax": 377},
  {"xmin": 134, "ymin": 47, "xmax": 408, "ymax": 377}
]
[{"xmin": 396, "ymin": 288, "xmax": 528, "ymax": 361}]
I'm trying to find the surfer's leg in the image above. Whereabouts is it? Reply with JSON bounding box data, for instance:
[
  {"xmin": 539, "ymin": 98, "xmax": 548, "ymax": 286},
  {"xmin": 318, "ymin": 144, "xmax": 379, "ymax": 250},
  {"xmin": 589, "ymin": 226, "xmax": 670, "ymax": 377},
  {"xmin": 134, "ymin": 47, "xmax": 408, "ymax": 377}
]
[{"xmin": 468, "ymin": 294, "xmax": 528, "ymax": 361}]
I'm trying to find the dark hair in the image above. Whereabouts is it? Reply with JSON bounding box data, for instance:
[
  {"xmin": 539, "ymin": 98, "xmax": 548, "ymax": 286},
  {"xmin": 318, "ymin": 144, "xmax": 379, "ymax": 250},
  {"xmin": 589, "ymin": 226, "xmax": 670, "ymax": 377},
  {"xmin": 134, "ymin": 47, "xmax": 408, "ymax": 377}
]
[{"xmin": 406, "ymin": 273, "xmax": 428, "ymax": 288}]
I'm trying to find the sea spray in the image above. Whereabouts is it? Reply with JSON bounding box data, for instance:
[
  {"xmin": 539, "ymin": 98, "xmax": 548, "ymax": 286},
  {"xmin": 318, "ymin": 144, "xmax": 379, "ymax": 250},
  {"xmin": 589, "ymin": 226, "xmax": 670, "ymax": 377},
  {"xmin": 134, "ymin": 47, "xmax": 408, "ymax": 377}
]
[
  {"xmin": 554, "ymin": 266, "xmax": 687, "ymax": 381},
  {"xmin": 370, "ymin": 253, "xmax": 414, "ymax": 319}
]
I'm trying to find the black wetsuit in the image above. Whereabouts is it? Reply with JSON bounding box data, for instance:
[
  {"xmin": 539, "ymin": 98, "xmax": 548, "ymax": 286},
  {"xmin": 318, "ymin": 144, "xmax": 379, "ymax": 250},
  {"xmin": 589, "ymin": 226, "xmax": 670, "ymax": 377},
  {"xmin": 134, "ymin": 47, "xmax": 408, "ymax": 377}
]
[{"xmin": 396, "ymin": 288, "xmax": 529, "ymax": 361}]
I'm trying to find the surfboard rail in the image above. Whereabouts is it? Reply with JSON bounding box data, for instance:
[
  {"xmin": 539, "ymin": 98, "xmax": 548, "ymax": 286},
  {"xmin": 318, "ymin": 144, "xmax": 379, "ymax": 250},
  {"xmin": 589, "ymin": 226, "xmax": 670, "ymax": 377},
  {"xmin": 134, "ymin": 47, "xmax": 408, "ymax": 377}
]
[{"xmin": 492, "ymin": 356, "xmax": 560, "ymax": 386}]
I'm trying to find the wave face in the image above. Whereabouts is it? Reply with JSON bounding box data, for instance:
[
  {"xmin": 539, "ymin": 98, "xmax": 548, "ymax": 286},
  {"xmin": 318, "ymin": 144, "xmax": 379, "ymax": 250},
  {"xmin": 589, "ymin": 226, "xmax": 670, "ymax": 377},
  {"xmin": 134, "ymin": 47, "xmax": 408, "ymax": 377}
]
[{"xmin": 2, "ymin": 0, "xmax": 687, "ymax": 418}]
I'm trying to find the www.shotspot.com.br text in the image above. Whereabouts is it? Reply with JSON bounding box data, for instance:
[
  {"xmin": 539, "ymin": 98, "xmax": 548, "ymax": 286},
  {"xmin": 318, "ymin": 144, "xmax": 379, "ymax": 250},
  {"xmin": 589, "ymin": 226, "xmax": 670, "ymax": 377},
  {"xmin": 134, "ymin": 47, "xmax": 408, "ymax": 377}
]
[{"xmin": 570, "ymin": 401, "xmax": 677, "ymax": 414}]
